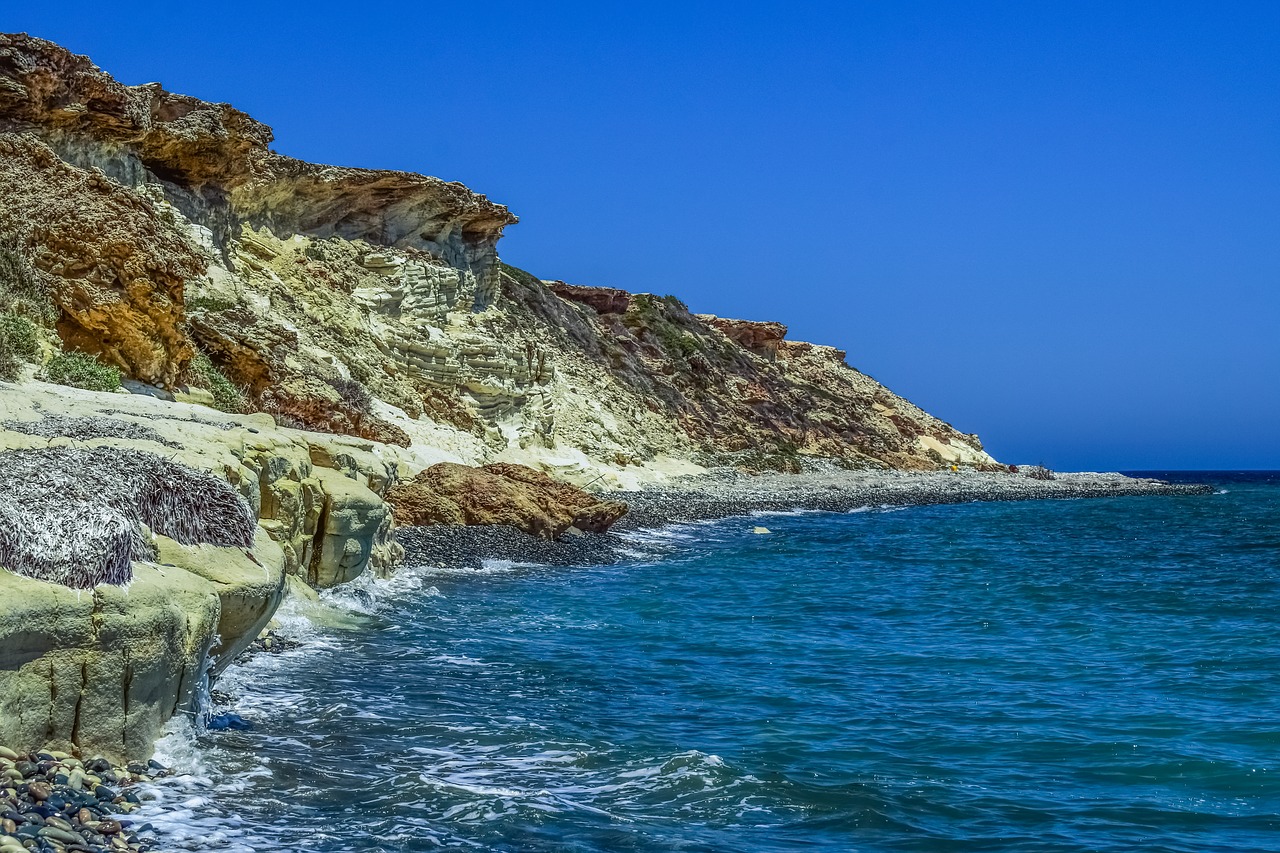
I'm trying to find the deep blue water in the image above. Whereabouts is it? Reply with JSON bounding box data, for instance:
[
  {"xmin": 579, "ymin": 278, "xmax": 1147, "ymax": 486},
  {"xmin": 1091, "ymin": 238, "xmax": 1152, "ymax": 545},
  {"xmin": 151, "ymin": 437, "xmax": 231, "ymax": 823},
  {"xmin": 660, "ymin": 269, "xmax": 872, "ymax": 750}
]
[{"xmin": 142, "ymin": 474, "xmax": 1280, "ymax": 852}]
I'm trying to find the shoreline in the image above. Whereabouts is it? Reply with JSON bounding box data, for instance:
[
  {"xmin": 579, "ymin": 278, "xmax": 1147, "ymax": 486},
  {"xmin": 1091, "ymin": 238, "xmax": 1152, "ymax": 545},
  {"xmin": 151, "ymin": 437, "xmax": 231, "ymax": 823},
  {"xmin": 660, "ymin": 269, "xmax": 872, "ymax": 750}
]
[{"xmin": 397, "ymin": 469, "xmax": 1213, "ymax": 569}]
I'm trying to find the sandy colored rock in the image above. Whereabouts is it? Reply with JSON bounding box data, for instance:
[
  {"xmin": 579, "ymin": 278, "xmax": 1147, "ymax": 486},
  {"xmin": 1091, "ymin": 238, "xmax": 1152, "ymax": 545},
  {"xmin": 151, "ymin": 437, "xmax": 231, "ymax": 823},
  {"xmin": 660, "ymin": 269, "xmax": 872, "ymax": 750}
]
[
  {"xmin": 0, "ymin": 381, "xmax": 407, "ymax": 759},
  {"xmin": 0, "ymin": 563, "xmax": 220, "ymax": 762},
  {"xmin": 388, "ymin": 462, "xmax": 628, "ymax": 540}
]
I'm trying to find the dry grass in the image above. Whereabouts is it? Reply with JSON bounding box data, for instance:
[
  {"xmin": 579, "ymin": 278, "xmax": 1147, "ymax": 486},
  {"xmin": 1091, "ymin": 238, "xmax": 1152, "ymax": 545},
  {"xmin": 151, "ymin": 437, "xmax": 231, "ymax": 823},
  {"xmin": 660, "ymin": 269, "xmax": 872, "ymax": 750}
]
[
  {"xmin": 0, "ymin": 447, "xmax": 256, "ymax": 588},
  {"xmin": 3, "ymin": 415, "xmax": 180, "ymax": 447}
]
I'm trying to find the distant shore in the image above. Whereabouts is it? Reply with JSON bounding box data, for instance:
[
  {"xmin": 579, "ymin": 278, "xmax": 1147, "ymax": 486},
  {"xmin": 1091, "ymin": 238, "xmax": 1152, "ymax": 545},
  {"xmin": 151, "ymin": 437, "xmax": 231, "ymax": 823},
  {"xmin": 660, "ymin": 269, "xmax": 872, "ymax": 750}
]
[{"xmin": 397, "ymin": 468, "xmax": 1213, "ymax": 569}]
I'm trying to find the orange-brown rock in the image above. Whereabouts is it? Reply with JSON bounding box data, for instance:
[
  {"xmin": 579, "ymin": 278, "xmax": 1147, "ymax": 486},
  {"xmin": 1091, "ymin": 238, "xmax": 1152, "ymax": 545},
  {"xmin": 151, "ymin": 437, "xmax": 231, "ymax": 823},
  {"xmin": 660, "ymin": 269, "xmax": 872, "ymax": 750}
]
[
  {"xmin": 0, "ymin": 33, "xmax": 516, "ymax": 393},
  {"xmin": 388, "ymin": 462, "xmax": 628, "ymax": 539},
  {"xmin": 0, "ymin": 135, "xmax": 201, "ymax": 385},
  {"xmin": 549, "ymin": 282, "xmax": 631, "ymax": 314},
  {"xmin": 697, "ymin": 314, "xmax": 788, "ymax": 354}
]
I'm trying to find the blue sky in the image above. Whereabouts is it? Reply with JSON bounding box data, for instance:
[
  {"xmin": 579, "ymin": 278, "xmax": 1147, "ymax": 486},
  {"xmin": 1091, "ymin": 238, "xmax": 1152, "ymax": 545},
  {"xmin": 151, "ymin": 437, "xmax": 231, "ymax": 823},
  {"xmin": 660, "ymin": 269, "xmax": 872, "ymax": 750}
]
[{"xmin": 8, "ymin": 2, "xmax": 1278, "ymax": 469}]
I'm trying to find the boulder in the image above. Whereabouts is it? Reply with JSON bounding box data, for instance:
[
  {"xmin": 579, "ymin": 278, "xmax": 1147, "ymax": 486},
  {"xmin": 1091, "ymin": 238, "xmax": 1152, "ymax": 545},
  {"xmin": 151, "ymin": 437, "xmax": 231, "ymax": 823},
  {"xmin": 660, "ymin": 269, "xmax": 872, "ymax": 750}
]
[{"xmin": 388, "ymin": 462, "xmax": 627, "ymax": 540}]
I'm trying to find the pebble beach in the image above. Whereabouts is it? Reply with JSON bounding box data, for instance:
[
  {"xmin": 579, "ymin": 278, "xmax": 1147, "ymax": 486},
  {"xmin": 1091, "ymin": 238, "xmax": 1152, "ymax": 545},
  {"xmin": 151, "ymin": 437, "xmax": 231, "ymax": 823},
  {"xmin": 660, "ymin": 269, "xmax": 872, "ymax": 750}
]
[{"xmin": 399, "ymin": 467, "xmax": 1212, "ymax": 568}]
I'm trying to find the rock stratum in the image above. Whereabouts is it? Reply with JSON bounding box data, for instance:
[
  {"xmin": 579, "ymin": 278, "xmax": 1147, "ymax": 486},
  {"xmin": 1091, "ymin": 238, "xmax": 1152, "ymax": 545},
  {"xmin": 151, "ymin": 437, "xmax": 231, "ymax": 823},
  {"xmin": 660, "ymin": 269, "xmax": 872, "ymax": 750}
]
[{"xmin": 0, "ymin": 33, "xmax": 1003, "ymax": 762}]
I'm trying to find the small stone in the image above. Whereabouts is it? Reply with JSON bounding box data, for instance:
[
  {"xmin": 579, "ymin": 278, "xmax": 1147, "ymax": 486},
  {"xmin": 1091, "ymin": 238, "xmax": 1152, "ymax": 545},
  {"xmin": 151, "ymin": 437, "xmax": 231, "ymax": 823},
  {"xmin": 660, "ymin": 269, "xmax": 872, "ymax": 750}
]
[
  {"xmin": 92, "ymin": 787, "xmax": 115, "ymax": 802},
  {"xmin": 0, "ymin": 748, "xmax": 16, "ymax": 762},
  {"xmin": 66, "ymin": 771, "xmax": 85, "ymax": 793},
  {"xmin": 75, "ymin": 809, "xmax": 93, "ymax": 826},
  {"xmin": 43, "ymin": 816, "xmax": 72, "ymax": 832},
  {"xmin": 25, "ymin": 782, "xmax": 50, "ymax": 802},
  {"xmin": 95, "ymin": 820, "xmax": 120, "ymax": 835},
  {"xmin": 37, "ymin": 825, "xmax": 81, "ymax": 844},
  {"xmin": 12, "ymin": 763, "xmax": 36, "ymax": 780},
  {"xmin": 1, "ymin": 817, "xmax": 14, "ymax": 833}
]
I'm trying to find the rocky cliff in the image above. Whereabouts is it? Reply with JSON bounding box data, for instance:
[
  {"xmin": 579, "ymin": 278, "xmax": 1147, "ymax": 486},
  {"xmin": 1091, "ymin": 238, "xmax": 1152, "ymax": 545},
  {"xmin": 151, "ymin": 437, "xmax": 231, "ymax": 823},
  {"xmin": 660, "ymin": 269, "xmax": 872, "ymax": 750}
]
[
  {"xmin": 0, "ymin": 33, "xmax": 996, "ymax": 484},
  {"xmin": 0, "ymin": 33, "xmax": 1003, "ymax": 762}
]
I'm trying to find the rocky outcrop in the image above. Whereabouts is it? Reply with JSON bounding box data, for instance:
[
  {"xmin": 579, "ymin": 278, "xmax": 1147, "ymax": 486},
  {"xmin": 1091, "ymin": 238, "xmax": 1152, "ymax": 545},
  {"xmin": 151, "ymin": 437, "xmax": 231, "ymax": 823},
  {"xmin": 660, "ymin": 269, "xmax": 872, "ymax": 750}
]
[
  {"xmin": 696, "ymin": 314, "xmax": 787, "ymax": 355},
  {"xmin": 0, "ymin": 34, "xmax": 516, "ymax": 274},
  {"xmin": 0, "ymin": 32, "xmax": 996, "ymax": 478},
  {"xmin": 388, "ymin": 462, "xmax": 628, "ymax": 540},
  {"xmin": 548, "ymin": 282, "xmax": 631, "ymax": 314},
  {"xmin": 0, "ymin": 381, "xmax": 407, "ymax": 761},
  {"xmin": 0, "ymin": 135, "xmax": 202, "ymax": 385}
]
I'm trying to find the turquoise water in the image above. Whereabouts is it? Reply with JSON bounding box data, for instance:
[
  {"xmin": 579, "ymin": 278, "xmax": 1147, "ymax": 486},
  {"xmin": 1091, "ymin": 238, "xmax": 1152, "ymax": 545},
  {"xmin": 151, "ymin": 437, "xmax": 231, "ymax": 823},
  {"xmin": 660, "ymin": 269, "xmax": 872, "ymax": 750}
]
[{"xmin": 144, "ymin": 474, "xmax": 1280, "ymax": 852}]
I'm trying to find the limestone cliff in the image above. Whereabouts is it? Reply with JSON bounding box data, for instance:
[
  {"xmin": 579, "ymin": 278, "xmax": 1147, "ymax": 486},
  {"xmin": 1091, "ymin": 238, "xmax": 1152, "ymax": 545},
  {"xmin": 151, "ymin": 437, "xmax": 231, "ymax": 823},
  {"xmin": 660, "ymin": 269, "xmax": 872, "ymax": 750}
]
[
  {"xmin": 0, "ymin": 382, "xmax": 405, "ymax": 761},
  {"xmin": 0, "ymin": 33, "xmax": 997, "ymax": 482},
  {"xmin": 0, "ymin": 32, "xmax": 1008, "ymax": 764}
]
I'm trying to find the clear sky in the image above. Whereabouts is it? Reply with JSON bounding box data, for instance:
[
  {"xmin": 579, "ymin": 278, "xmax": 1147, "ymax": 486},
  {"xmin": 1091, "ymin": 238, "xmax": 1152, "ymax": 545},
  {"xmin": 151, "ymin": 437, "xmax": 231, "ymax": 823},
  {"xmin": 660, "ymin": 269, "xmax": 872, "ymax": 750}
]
[{"xmin": 8, "ymin": 2, "xmax": 1278, "ymax": 470}]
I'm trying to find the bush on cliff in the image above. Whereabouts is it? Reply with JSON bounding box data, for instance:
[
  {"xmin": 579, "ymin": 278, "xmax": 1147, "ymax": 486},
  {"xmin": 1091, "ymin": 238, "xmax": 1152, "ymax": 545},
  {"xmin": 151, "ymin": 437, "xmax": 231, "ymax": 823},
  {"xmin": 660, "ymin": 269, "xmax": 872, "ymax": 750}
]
[
  {"xmin": 191, "ymin": 351, "xmax": 249, "ymax": 413},
  {"xmin": 42, "ymin": 351, "xmax": 122, "ymax": 392},
  {"xmin": 0, "ymin": 446, "xmax": 257, "ymax": 588},
  {"xmin": 0, "ymin": 245, "xmax": 55, "ymax": 324},
  {"xmin": 0, "ymin": 311, "xmax": 39, "ymax": 381}
]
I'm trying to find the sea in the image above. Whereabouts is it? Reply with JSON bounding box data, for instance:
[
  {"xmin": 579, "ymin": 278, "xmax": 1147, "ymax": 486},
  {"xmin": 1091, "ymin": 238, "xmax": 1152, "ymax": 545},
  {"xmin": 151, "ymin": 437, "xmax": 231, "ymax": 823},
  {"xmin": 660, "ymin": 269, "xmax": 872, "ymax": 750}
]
[{"xmin": 134, "ymin": 472, "xmax": 1279, "ymax": 852}]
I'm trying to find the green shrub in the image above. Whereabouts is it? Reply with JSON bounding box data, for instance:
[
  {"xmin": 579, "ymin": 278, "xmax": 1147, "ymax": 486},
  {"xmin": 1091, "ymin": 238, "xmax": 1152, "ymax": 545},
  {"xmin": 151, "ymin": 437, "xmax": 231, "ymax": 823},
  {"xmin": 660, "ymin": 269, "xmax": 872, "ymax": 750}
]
[
  {"xmin": 0, "ymin": 312, "xmax": 40, "ymax": 381},
  {"xmin": 42, "ymin": 351, "xmax": 121, "ymax": 392},
  {"xmin": 498, "ymin": 262, "xmax": 542, "ymax": 289},
  {"xmin": 0, "ymin": 246, "xmax": 55, "ymax": 323},
  {"xmin": 185, "ymin": 293, "xmax": 242, "ymax": 314},
  {"xmin": 190, "ymin": 351, "xmax": 248, "ymax": 413}
]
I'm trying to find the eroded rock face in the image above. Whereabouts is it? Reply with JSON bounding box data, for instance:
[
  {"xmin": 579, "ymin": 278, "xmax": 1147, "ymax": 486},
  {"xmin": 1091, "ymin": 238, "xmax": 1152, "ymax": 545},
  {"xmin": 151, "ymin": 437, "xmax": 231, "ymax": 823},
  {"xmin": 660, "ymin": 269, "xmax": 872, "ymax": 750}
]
[
  {"xmin": 548, "ymin": 282, "xmax": 631, "ymax": 314},
  {"xmin": 0, "ymin": 382, "xmax": 407, "ymax": 761},
  {"xmin": 388, "ymin": 462, "xmax": 628, "ymax": 540},
  {"xmin": 0, "ymin": 135, "xmax": 202, "ymax": 385},
  {"xmin": 0, "ymin": 32, "xmax": 997, "ymax": 477},
  {"xmin": 0, "ymin": 33, "xmax": 515, "ymax": 393},
  {"xmin": 696, "ymin": 315, "xmax": 787, "ymax": 355}
]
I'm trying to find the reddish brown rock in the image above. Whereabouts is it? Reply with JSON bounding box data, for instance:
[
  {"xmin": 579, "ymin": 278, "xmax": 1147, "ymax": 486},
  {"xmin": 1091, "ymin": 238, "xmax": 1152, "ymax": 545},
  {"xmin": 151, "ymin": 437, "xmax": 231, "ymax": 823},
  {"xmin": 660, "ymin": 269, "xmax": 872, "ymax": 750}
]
[
  {"xmin": 698, "ymin": 315, "xmax": 788, "ymax": 354},
  {"xmin": 388, "ymin": 462, "xmax": 628, "ymax": 539},
  {"xmin": 549, "ymin": 282, "xmax": 631, "ymax": 314}
]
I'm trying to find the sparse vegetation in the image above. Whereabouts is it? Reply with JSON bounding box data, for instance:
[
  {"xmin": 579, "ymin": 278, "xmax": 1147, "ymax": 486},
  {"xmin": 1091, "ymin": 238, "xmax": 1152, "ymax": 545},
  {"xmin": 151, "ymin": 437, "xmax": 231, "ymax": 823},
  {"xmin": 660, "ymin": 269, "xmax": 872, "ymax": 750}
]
[
  {"xmin": 42, "ymin": 351, "xmax": 122, "ymax": 392},
  {"xmin": 499, "ymin": 262, "xmax": 542, "ymax": 289},
  {"xmin": 185, "ymin": 293, "xmax": 242, "ymax": 314},
  {"xmin": 0, "ymin": 312, "xmax": 39, "ymax": 381},
  {"xmin": 0, "ymin": 245, "xmax": 55, "ymax": 323},
  {"xmin": 0, "ymin": 446, "xmax": 255, "ymax": 588},
  {"xmin": 326, "ymin": 375, "xmax": 372, "ymax": 414},
  {"xmin": 0, "ymin": 246, "xmax": 55, "ymax": 380},
  {"xmin": 190, "ymin": 351, "xmax": 249, "ymax": 413}
]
